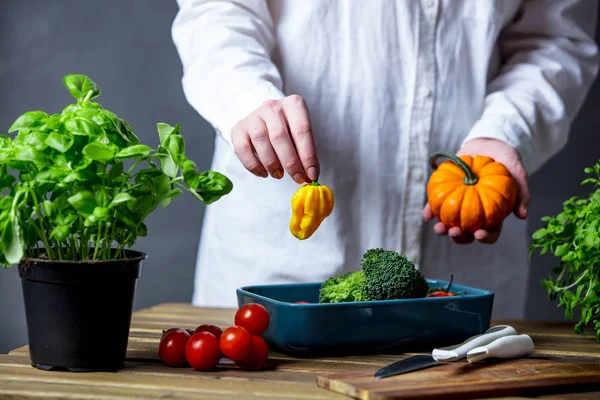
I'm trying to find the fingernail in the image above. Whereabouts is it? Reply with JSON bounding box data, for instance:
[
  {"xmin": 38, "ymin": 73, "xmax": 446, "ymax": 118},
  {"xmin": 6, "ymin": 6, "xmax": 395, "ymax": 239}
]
[
  {"xmin": 307, "ymin": 166, "xmax": 318, "ymax": 181},
  {"xmin": 273, "ymin": 169, "xmax": 283, "ymax": 179},
  {"xmin": 293, "ymin": 173, "xmax": 305, "ymax": 184},
  {"xmin": 259, "ymin": 170, "xmax": 268, "ymax": 178}
]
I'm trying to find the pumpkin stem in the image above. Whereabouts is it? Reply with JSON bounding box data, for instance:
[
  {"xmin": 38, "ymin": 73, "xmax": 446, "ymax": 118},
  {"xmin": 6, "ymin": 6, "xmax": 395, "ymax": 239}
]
[
  {"xmin": 310, "ymin": 180, "xmax": 321, "ymax": 186},
  {"xmin": 429, "ymin": 152, "xmax": 479, "ymax": 185}
]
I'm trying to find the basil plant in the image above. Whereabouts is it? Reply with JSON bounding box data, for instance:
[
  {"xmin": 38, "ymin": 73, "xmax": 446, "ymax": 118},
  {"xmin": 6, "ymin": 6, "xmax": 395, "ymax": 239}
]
[{"xmin": 0, "ymin": 74, "xmax": 232, "ymax": 266}]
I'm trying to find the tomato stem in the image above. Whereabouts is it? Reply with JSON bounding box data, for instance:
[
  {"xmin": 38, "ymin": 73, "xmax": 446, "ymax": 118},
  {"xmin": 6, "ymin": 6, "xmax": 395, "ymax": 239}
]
[
  {"xmin": 310, "ymin": 180, "xmax": 320, "ymax": 186},
  {"xmin": 429, "ymin": 152, "xmax": 479, "ymax": 185}
]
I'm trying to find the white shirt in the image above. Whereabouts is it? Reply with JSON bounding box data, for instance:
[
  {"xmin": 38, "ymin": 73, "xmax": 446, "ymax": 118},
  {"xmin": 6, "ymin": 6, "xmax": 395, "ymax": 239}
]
[{"xmin": 171, "ymin": 0, "xmax": 599, "ymax": 318}]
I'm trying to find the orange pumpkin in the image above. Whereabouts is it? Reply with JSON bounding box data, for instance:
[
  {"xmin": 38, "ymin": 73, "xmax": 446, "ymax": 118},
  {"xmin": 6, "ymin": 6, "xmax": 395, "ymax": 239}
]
[{"xmin": 426, "ymin": 152, "xmax": 517, "ymax": 233}]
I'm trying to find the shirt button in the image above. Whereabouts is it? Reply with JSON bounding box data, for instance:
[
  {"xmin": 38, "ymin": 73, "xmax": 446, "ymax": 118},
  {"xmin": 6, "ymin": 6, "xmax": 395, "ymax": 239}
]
[{"xmin": 424, "ymin": 87, "xmax": 433, "ymax": 98}]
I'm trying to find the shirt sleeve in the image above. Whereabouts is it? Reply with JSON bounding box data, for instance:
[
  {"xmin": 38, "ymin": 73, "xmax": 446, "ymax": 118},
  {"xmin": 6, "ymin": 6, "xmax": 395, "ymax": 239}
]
[
  {"xmin": 461, "ymin": 0, "xmax": 600, "ymax": 174},
  {"xmin": 171, "ymin": 0, "xmax": 285, "ymax": 149}
]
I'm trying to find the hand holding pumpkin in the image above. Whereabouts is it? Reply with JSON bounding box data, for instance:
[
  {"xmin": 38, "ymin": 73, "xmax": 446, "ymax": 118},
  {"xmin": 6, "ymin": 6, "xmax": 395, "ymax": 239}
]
[{"xmin": 422, "ymin": 138, "xmax": 529, "ymax": 244}]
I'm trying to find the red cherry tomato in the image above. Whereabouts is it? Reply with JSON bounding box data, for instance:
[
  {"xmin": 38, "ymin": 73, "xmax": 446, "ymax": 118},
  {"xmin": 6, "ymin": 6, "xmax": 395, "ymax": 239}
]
[
  {"xmin": 236, "ymin": 335, "xmax": 269, "ymax": 370},
  {"xmin": 194, "ymin": 324, "xmax": 223, "ymax": 339},
  {"xmin": 234, "ymin": 304, "xmax": 270, "ymax": 336},
  {"xmin": 158, "ymin": 328, "xmax": 190, "ymax": 367},
  {"xmin": 427, "ymin": 291, "xmax": 451, "ymax": 297},
  {"xmin": 219, "ymin": 326, "xmax": 253, "ymax": 362},
  {"xmin": 185, "ymin": 332, "xmax": 222, "ymax": 371},
  {"xmin": 186, "ymin": 329, "xmax": 195, "ymax": 336}
]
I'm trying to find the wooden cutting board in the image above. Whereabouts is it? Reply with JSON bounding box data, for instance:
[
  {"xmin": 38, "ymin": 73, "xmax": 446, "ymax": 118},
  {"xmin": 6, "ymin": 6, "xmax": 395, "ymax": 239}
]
[{"xmin": 317, "ymin": 357, "xmax": 600, "ymax": 400}]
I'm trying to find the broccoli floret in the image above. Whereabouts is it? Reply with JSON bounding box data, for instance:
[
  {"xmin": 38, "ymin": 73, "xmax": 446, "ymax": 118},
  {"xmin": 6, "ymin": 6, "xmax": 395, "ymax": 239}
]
[
  {"xmin": 360, "ymin": 248, "xmax": 429, "ymax": 300},
  {"xmin": 319, "ymin": 271, "xmax": 372, "ymax": 303}
]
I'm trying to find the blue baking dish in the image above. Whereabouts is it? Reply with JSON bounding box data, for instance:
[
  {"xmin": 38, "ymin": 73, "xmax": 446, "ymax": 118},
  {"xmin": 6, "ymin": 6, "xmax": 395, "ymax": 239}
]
[{"xmin": 236, "ymin": 279, "xmax": 494, "ymax": 356}]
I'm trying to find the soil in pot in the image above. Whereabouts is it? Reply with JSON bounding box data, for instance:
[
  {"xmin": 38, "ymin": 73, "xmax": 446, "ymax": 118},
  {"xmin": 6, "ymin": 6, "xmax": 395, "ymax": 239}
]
[{"xmin": 18, "ymin": 249, "xmax": 146, "ymax": 372}]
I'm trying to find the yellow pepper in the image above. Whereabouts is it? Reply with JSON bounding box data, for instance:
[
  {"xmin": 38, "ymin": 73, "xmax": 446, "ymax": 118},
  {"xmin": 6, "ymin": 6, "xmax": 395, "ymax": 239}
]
[{"xmin": 289, "ymin": 181, "xmax": 334, "ymax": 240}]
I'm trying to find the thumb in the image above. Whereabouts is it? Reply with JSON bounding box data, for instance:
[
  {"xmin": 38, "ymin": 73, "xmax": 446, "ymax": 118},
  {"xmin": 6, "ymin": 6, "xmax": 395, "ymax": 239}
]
[{"xmin": 511, "ymin": 164, "xmax": 530, "ymax": 219}]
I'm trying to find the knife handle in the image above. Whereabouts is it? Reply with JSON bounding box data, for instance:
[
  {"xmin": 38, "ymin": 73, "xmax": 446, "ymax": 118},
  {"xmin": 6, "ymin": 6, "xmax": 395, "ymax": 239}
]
[
  {"xmin": 432, "ymin": 325, "xmax": 517, "ymax": 361},
  {"xmin": 466, "ymin": 334, "xmax": 535, "ymax": 363}
]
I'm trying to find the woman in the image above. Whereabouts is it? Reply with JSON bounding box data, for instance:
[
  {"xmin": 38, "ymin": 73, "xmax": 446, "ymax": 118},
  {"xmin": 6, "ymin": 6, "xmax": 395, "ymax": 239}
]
[{"xmin": 171, "ymin": 0, "xmax": 598, "ymax": 318}]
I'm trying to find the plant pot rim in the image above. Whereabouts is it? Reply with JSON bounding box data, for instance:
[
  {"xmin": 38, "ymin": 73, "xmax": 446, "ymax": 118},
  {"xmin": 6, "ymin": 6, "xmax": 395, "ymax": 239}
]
[{"xmin": 20, "ymin": 249, "xmax": 147, "ymax": 265}]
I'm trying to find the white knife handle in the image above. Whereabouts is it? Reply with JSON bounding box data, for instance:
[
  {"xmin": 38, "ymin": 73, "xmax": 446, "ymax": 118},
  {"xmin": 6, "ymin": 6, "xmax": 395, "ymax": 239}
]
[
  {"xmin": 467, "ymin": 334, "xmax": 534, "ymax": 363},
  {"xmin": 432, "ymin": 325, "xmax": 517, "ymax": 361}
]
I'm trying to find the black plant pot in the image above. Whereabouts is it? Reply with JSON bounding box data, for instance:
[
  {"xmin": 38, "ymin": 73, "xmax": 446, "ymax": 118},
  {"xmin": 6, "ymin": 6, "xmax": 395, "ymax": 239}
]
[{"xmin": 18, "ymin": 249, "xmax": 146, "ymax": 372}]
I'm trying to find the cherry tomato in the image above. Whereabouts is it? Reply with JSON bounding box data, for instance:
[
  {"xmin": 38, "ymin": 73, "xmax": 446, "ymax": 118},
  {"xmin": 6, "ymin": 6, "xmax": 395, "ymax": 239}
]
[
  {"xmin": 236, "ymin": 335, "xmax": 269, "ymax": 370},
  {"xmin": 158, "ymin": 328, "xmax": 190, "ymax": 367},
  {"xmin": 185, "ymin": 332, "xmax": 222, "ymax": 371},
  {"xmin": 427, "ymin": 291, "xmax": 451, "ymax": 297},
  {"xmin": 162, "ymin": 327, "xmax": 178, "ymax": 337},
  {"xmin": 194, "ymin": 324, "xmax": 223, "ymax": 339},
  {"xmin": 219, "ymin": 326, "xmax": 253, "ymax": 362},
  {"xmin": 234, "ymin": 304, "xmax": 270, "ymax": 336},
  {"xmin": 162, "ymin": 327, "xmax": 194, "ymax": 337},
  {"xmin": 295, "ymin": 301, "xmax": 309, "ymax": 304}
]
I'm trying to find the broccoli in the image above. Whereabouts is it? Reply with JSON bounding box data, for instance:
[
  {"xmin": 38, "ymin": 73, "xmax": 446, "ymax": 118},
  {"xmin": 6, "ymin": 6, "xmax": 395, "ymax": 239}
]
[
  {"xmin": 360, "ymin": 248, "xmax": 429, "ymax": 300},
  {"xmin": 319, "ymin": 270, "xmax": 372, "ymax": 303}
]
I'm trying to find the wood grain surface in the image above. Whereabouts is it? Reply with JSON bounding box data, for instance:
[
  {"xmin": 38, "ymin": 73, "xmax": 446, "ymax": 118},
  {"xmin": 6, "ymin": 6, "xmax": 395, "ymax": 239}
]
[{"xmin": 1, "ymin": 303, "xmax": 599, "ymax": 400}]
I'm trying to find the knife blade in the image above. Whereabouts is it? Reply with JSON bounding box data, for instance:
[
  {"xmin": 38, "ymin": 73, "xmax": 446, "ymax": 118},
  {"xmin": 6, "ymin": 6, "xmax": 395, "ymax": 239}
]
[
  {"xmin": 374, "ymin": 354, "xmax": 442, "ymax": 379},
  {"xmin": 373, "ymin": 325, "xmax": 519, "ymax": 380}
]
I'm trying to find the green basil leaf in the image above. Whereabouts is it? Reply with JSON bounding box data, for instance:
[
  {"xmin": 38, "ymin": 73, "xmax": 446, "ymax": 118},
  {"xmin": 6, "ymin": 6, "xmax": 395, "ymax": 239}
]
[
  {"xmin": 182, "ymin": 159, "xmax": 201, "ymax": 189},
  {"xmin": 23, "ymin": 131, "xmax": 49, "ymax": 151},
  {"xmin": 67, "ymin": 153, "xmax": 93, "ymax": 171},
  {"xmin": 198, "ymin": 170, "xmax": 233, "ymax": 195},
  {"xmin": 157, "ymin": 146, "xmax": 177, "ymax": 178},
  {"xmin": 127, "ymin": 194, "xmax": 156, "ymax": 215},
  {"xmin": 63, "ymin": 170, "xmax": 96, "ymax": 183},
  {"xmin": 43, "ymin": 200, "xmax": 55, "ymax": 217},
  {"xmin": 67, "ymin": 191, "xmax": 97, "ymax": 214},
  {"xmin": 62, "ymin": 214, "xmax": 78, "ymax": 226},
  {"xmin": 93, "ymin": 207, "xmax": 109, "ymax": 219},
  {"xmin": 0, "ymin": 174, "xmax": 16, "ymax": 190},
  {"xmin": 187, "ymin": 187, "xmax": 222, "ymax": 205},
  {"xmin": 166, "ymin": 135, "xmax": 185, "ymax": 165},
  {"xmin": 62, "ymin": 74, "xmax": 101, "ymax": 102},
  {"xmin": 108, "ymin": 162, "xmax": 124, "ymax": 180},
  {"xmin": 532, "ymin": 228, "xmax": 547, "ymax": 240},
  {"xmin": 160, "ymin": 188, "xmax": 182, "ymax": 208},
  {"xmin": 49, "ymin": 225, "xmax": 70, "ymax": 241},
  {"xmin": 155, "ymin": 175, "xmax": 172, "ymax": 198},
  {"xmin": 35, "ymin": 167, "xmax": 68, "ymax": 183},
  {"xmin": 84, "ymin": 214, "xmax": 98, "ymax": 227},
  {"xmin": 13, "ymin": 145, "xmax": 45, "ymax": 167},
  {"xmin": 41, "ymin": 114, "xmax": 64, "ymax": 131},
  {"xmin": 138, "ymin": 222, "xmax": 148, "ymax": 237},
  {"xmin": 8, "ymin": 111, "xmax": 49, "ymax": 132},
  {"xmin": 554, "ymin": 243, "xmax": 570, "ymax": 258},
  {"xmin": 0, "ymin": 149, "xmax": 13, "ymax": 164},
  {"xmin": 65, "ymin": 117, "xmax": 103, "ymax": 136},
  {"xmin": 115, "ymin": 144, "xmax": 152, "ymax": 158},
  {"xmin": 157, "ymin": 122, "xmax": 177, "ymax": 145},
  {"xmin": 82, "ymin": 142, "xmax": 116, "ymax": 162},
  {"xmin": 109, "ymin": 193, "xmax": 136, "ymax": 208},
  {"xmin": 45, "ymin": 131, "xmax": 74, "ymax": 153},
  {"xmin": 97, "ymin": 188, "xmax": 109, "ymax": 208},
  {"xmin": 1, "ymin": 216, "xmax": 24, "ymax": 264}
]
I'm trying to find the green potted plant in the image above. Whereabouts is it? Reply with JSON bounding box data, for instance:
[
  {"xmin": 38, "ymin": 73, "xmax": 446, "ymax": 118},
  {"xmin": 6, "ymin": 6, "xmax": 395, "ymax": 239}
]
[
  {"xmin": 0, "ymin": 74, "xmax": 233, "ymax": 371},
  {"xmin": 530, "ymin": 163, "xmax": 600, "ymax": 343}
]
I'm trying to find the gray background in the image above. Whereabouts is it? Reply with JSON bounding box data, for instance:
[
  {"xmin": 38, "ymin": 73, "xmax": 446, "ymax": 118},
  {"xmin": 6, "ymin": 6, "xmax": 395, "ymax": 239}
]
[{"xmin": 1, "ymin": 1, "xmax": 599, "ymax": 353}]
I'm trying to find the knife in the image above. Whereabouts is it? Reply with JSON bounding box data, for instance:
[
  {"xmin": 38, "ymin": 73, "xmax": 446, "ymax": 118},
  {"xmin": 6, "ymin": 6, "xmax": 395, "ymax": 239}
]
[{"xmin": 374, "ymin": 325, "xmax": 524, "ymax": 380}]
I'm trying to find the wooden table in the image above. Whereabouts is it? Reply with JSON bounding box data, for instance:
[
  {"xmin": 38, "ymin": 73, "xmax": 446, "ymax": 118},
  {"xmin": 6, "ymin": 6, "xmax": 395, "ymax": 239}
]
[{"xmin": 1, "ymin": 303, "xmax": 599, "ymax": 399}]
